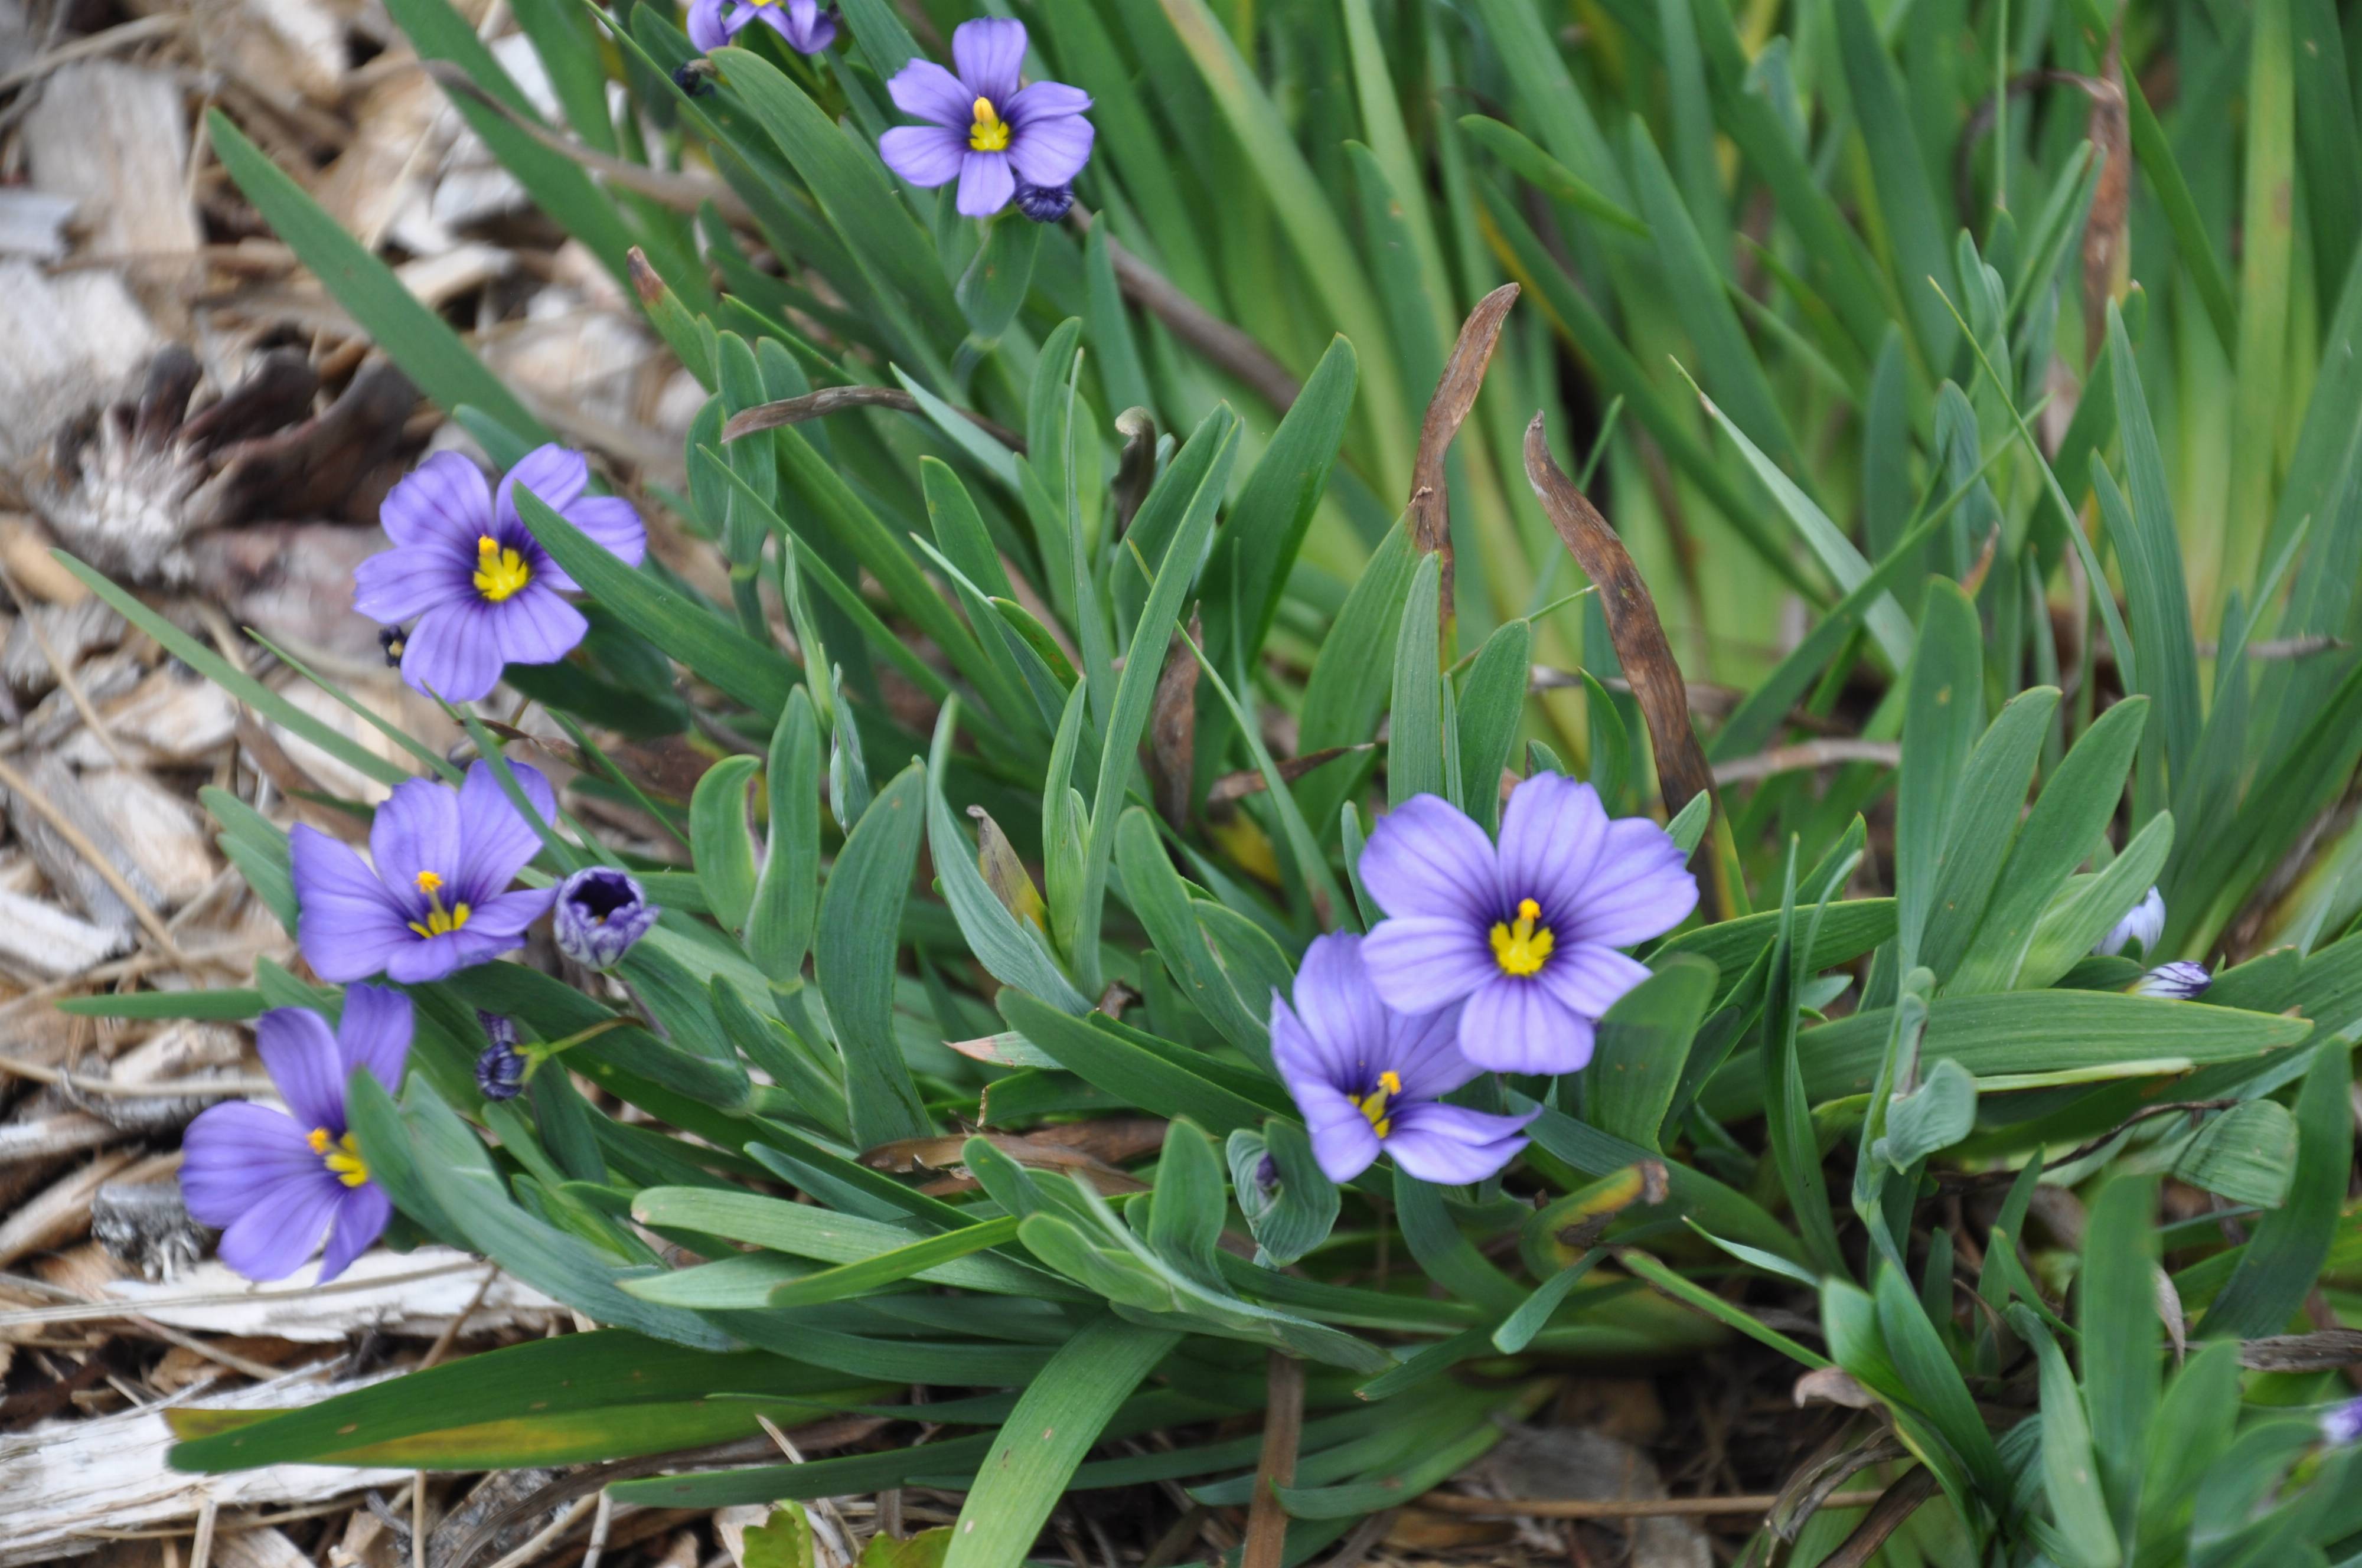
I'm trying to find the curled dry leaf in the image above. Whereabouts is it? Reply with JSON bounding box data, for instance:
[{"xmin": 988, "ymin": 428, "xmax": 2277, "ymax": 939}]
[
  {"xmin": 1409, "ymin": 283, "xmax": 1520, "ymax": 630},
  {"xmin": 1522, "ymin": 414, "xmax": 1724, "ymax": 896}
]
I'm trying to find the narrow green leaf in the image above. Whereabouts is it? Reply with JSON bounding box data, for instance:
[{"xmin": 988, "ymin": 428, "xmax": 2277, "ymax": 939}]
[{"xmin": 814, "ymin": 762, "xmax": 931, "ymax": 1147}]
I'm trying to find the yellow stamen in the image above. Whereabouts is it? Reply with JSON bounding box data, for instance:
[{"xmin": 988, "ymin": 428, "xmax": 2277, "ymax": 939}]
[
  {"xmin": 309, "ymin": 1128, "xmax": 370, "ymax": 1187},
  {"xmin": 1349, "ymin": 1069, "xmax": 1403, "ymax": 1141},
  {"xmin": 969, "ymin": 96, "xmax": 1010, "ymax": 152},
  {"xmin": 1489, "ymin": 897, "xmax": 1555, "ymax": 977},
  {"xmin": 407, "ymin": 868, "xmax": 472, "ymax": 939},
  {"xmin": 474, "ymin": 534, "xmax": 532, "ymax": 602}
]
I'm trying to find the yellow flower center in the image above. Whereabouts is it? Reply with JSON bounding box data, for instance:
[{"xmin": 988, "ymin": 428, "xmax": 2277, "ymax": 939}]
[
  {"xmin": 1349, "ymin": 1070, "xmax": 1403, "ymax": 1140},
  {"xmin": 407, "ymin": 869, "xmax": 472, "ymax": 939},
  {"xmin": 969, "ymin": 96, "xmax": 1010, "ymax": 152},
  {"xmin": 474, "ymin": 534, "xmax": 532, "ymax": 602},
  {"xmin": 307, "ymin": 1127, "xmax": 370, "ymax": 1187},
  {"xmin": 1489, "ymin": 897, "xmax": 1555, "ymax": 977}
]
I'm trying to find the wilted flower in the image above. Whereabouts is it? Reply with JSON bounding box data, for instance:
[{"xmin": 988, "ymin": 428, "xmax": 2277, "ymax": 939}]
[
  {"xmin": 2132, "ymin": 960, "xmax": 2211, "ymax": 1001},
  {"xmin": 377, "ymin": 625, "xmax": 407, "ymax": 667},
  {"xmin": 2095, "ymin": 885, "xmax": 2166, "ymax": 959},
  {"xmin": 2323, "ymin": 1396, "xmax": 2362, "ymax": 1445},
  {"xmin": 475, "ymin": 1011, "xmax": 527, "ymax": 1100},
  {"xmin": 877, "ymin": 19, "xmax": 1093, "ymax": 218},
  {"xmin": 291, "ymin": 761, "xmax": 559, "ymax": 984},
  {"xmin": 688, "ymin": 0, "xmax": 834, "ymax": 55},
  {"xmin": 1014, "ymin": 181, "xmax": 1074, "ymax": 223},
  {"xmin": 352, "ymin": 446, "xmax": 646, "ymax": 703},
  {"xmin": 180, "ymin": 986, "xmax": 410, "ymax": 1282},
  {"xmin": 1359, "ymin": 775, "xmax": 1697, "ymax": 1074},
  {"xmin": 554, "ymin": 867, "xmax": 660, "ymax": 971},
  {"xmin": 1271, "ymin": 933, "xmax": 1536, "ymax": 1185}
]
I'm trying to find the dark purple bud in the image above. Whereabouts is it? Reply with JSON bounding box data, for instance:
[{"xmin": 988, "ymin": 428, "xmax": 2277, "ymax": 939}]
[
  {"xmin": 553, "ymin": 867, "xmax": 658, "ymax": 971},
  {"xmin": 672, "ymin": 61, "xmax": 715, "ymax": 97},
  {"xmin": 475, "ymin": 1014, "xmax": 527, "ymax": 1100},
  {"xmin": 2132, "ymin": 960, "xmax": 2211, "ymax": 1001},
  {"xmin": 378, "ymin": 625, "xmax": 408, "ymax": 667},
  {"xmin": 1014, "ymin": 182, "xmax": 1074, "ymax": 224}
]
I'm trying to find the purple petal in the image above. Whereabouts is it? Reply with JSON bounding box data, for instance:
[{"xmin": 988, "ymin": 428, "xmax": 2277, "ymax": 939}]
[
  {"xmin": 459, "ymin": 887, "xmax": 559, "ymax": 945},
  {"xmin": 1004, "ymin": 80, "xmax": 1092, "ymax": 125},
  {"xmin": 318, "ymin": 1184, "xmax": 393, "ymax": 1283},
  {"xmin": 761, "ymin": 0, "xmax": 834, "ymax": 52},
  {"xmin": 491, "ymin": 583, "xmax": 589, "ymax": 667},
  {"xmin": 1560, "ymin": 819, "xmax": 1698, "ymax": 946},
  {"xmin": 455, "ymin": 760, "xmax": 556, "ymax": 902},
  {"xmin": 1361, "ymin": 915, "xmax": 1497, "ymax": 1014},
  {"xmin": 686, "ymin": 0, "xmax": 730, "ymax": 52},
  {"xmin": 352, "ymin": 541, "xmax": 474, "ymax": 623},
  {"xmin": 1292, "ymin": 1080, "xmax": 1382, "ymax": 1183},
  {"xmin": 180, "ymin": 1102, "xmax": 321, "ymax": 1227},
  {"xmin": 1381, "ymin": 1001, "xmax": 1483, "ymax": 1102},
  {"xmin": 380, "ymin": 451, "xmax": 492, "ymax": 553},
  {"xmin": 1457, "ymin": 975, "xmax": 1597, "ymax": 1074},
  {"xmin": 564, "ymin": 495, "xmax": 647, "ymax": 565},
  {"xmin": 950, "ymin": 16, "xmax": 1026, "ymax": 105},
  {"xmin": 337, "ymin": 983, "xmax": 413, "ymax": 1096},
  {"xmin": 886, "ymin": 59, "xmax": 973, "ymax": 129},
  {"xmin": 1497, "ymin": 773, "xmax": 1609, "ymax": 920},
  {"xmin": 292, "ymin": 826, "xmax": 416, "ymax": 982},
  {"xmin": 1358, "ymin": 793, "xmax": 1499, "ymax": 922},
  {"xmin": 1007, "ymin": 110, "xmax": 1094, "ymax": 186},
  {"xmin": 497, "ymin": 445, "xmax": 590, "ymax": 533},
  {"xmin": 383, "ymin": 930, "xmax": 474, "ymax": 984},
  {"xmin": 1279, "ymin": 933, "xmax": 1387, "ymax": 1090},
  {"xmin": 216, "ymin": 1172, "xmax": 343, "ymax": 1282},
  {"xmin": 1538, "ymin": 942, "xmax": 1651, "ymax": 1019},
  {"xmin": 955, "ymin": 152, "xmax": 1016, "ymax": 217},
  {"xmin": 1381, "ymin": 1101, "xmax": 1536, "ymax": 1185},
  {"xmin": 256, "ymin": 1006, "xmax": 348, "ymax": 1134},
  {"xmin": 369, "ymin": 775, "xmax": 462, "ymax": 906},
  {"xmin": 402, "ymin": 599, "xmax": 507, "ymax": 702},
  {"xmin": 880, "ymin": 124, "xmax": 968, "ymax": 188}
]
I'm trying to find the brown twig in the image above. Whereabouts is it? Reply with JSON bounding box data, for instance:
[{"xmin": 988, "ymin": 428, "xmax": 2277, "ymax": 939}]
[
  {"xmin": 1409, "ymin": 283, "xmax": 1521, "ymax": 632},
  {"xmin": 1821, "ymin": 1469, "xmax": 1939, "ymax": 1567},
  {"xmin": 721, "ymin": 385, "xmax": 1027, "ymax": 452},
  {"xmin": 1241, "ymin": 1352, "xmax": 1305, "ymax": 1568},
  {"xmin": 1076, "ymin": 214, "xmax": 1301, "ymax": 413},
  {"xmin": 1711, "ymin": 740, "xmax": 1903, "ymax": 786},
  {"xmin": 1415, "ymin": 1489, "xmax": 1887, "ymax": 1520},
  {"xmin": 420, "ymin": 62, "xmax": 758, "ymax": 226}
]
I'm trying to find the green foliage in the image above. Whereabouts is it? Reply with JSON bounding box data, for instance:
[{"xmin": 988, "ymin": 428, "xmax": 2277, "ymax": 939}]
[{"xmin": 135, "ymin": 0, "xmax": 2362, "ymax": 1562}]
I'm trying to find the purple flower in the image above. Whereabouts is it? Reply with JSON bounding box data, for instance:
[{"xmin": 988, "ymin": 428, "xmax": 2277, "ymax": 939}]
[
  {"xmin": 553, "ymin": 867, "xmax": 659, "ymax": 971},
  {"xmin": 877, "ymin": 19, "xmax": 1093, "ymax": 218},
  {"xmin": 2132, "ymin": 960, "xmax": 2211, "ymax": 1000},
  {"xmin": 2095, "ymin": 885, "xmax": 2165, "ymax": 959},
  {"xmin": 353, "ymin": 446, "xmax": 646, "ymax": 703},
  {"xmin": 1358, "ymin": 775, "xmax": 1697, "ymax": 1074},
  {"xmin": 291, "ymin": 760, "xmax": 560, "ymax": 984},
  {"xmin": 180, "ymin": 985, "xmax": 410, "ymax": 1282},
  {"xmin": 1271, "ymin": 933, "xmax": 1537, "ymax": 1185},
  {"xmin": 2323, "ymin": 1396, "xmax": 2362, "ymax": 1445},
  {"xmin": 687, "ymin": 0, "xmax": 834, "ymax": 55}
]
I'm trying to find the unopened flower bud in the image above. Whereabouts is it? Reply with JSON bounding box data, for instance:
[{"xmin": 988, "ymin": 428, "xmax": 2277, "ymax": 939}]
[
  {"xmin": 474, "ymin": 1011, "xmax": 527, "ymax": 1100},
  {"xmin": 2095, "ymin": 886, "xmax": 2166, "ymax": 959},
  {"xmin": 2131, "ymin": 961, "xmax": 2211, "ymax": 1001},
  {"xmin": 1014, "ymin": 181, "xmax": 1075, "ymax": 223},
  {"xmin": 553, "ymin": 867, "xmax": 658, "ymax": 971}
]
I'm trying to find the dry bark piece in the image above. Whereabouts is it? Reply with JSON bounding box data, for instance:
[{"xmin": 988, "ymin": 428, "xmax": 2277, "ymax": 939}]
[
  {"xmin": 0, "ymin": 1367, "xmax": 412, "ymax": 1566},
  {"xmin": 0, "ymin": 262, "xmax": 161, "ymax": 469},
  {"xmin": 90, "ymin": 1177, "xmax": 205, "ymax": 1279},
  {"xmin": 20, "ymin": 62, "xmax": 201, "ymax": 264},
  {"xmin": 1457, "ymin": 1425, "xmax": 1711, "ymax": 1567},
  {"xmin": 1409, "ymin": 283, "xmax": 1520, "ymax": 631},
  {"xmin": 0, "ymin": 1146, "xmax": 145, "ymax": 1268},
  {"xmin": 0, "ymin": 886, "xmax": 133, "ymax": 979}
]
